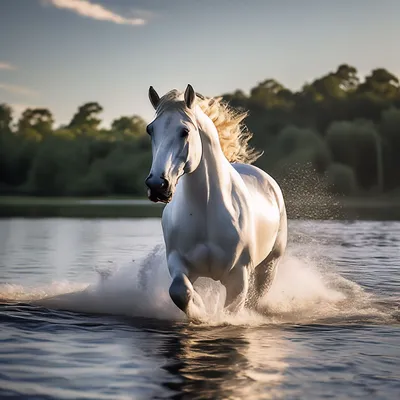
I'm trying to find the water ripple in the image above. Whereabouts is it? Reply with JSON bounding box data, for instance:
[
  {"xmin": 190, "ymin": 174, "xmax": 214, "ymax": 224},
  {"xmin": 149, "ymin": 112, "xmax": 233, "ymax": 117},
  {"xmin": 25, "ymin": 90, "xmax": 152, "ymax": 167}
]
[{"xmin": 0, "ymin": 219, "xmax": 399, "ymax": 399}]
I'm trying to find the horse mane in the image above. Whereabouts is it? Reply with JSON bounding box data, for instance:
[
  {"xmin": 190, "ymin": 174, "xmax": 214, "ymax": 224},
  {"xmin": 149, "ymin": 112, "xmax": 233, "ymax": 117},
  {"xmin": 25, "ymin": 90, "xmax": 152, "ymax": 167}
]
[{"xmin": 156, "ymin": 89, "xmax": 262, "ymax": 165}]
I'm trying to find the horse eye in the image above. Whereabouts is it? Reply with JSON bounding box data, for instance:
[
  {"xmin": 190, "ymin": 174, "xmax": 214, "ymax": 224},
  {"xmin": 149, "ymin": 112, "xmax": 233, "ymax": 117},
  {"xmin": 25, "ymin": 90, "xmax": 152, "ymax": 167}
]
[
  {"xmin": 146, "ymin": 125, "xmax": 152, "ymax": 135},
  {"xmin": 181, "ymin": 128, "xmax": 189, "ymax": 138}
]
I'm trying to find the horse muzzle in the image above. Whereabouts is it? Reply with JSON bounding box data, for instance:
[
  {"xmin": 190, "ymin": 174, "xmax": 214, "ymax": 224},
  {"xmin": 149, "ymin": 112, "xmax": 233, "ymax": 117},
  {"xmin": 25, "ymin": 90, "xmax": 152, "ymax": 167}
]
[
  {"xmin": 145, "ymin": 174, "xmax": 173, "ymax": 204},
  {"xmin": 147, "ymin": 188, "xmax": 172, "ymax": 204}
]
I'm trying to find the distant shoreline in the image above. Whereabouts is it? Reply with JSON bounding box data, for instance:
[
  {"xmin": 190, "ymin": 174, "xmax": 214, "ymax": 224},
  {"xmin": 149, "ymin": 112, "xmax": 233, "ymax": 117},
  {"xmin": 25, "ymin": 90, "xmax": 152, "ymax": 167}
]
[{"xmin": 1, "ymin": 195, "xmax": 399, "ymax": 220}]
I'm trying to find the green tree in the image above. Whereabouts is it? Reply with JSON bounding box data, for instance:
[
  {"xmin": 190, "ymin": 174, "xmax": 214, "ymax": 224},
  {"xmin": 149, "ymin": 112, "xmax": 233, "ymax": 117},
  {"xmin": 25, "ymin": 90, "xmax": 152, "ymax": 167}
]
[
  {"xmin": 0, "ymin": 103, "xmax": 13, "ymax": 131},
  {"xmin": 269, "ymin": 125, "xmax": 331, "ymax": 175},
  {"xmin": 335, "ymin": 64, "xmax": 359, "ymax": 92},
  {"xmin": 250, "ymin": 79, "xmax": 294, "ymax": 109},
  {"xmin": 326, "ymin": 120, "xmax": 382, "ymax": 191},
  {"xmin": 325, "ymin": 163, "xmax": 357, "ymax": 195},
  {"xmin": 380, "ymin": 107, "xmax": 400, "ymax": 190},
  {"xmin": 357, "ymin": 68, "xmax": 400, "ymax": 100},
  {"xmin": 68, "ymin": 102, "xmax": 103, "ymax": 134},
  {"xmin": 2, "ymin": 62, "xmax": 400, "ymax": 199},
  {"xmin": 17, "ymin": 108, "xmax": 54, "ymax": 141},
  {"xmin": 27, "ymin": 137, "xmax": 89, "ymax": 195},
  {"xmin": 301, "ymin": 64, "xmax": 359, "ymax": 103},
  {"xmin": 111, "ymin": 115, "xmax": 147, "ymax": 139}
]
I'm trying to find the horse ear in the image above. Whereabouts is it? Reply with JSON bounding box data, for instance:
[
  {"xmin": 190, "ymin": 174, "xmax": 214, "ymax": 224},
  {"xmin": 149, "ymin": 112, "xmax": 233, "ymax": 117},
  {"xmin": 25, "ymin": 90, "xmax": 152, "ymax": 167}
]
[
  {"xmin": 184, "ymin": 84, "xmax": 196, "ymax": 109},
  {"xmin": 148, "ymin": 86, "xmax": 160, "ymax": 110}
]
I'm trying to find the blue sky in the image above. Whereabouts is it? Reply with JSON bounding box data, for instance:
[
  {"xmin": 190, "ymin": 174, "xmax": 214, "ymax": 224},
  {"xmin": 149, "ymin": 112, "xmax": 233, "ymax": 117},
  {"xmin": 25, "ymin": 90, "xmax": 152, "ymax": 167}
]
[{"xmin": 0, "ymin": 0, "xmax": 399, "ymax": 127}]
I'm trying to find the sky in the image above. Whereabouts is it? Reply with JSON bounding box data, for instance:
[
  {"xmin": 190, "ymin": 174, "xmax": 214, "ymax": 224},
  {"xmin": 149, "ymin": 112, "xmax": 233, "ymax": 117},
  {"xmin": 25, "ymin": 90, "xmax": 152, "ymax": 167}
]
[{"xmin": 0, "ymin": 0, "xmax": 399, "ymax": 127}]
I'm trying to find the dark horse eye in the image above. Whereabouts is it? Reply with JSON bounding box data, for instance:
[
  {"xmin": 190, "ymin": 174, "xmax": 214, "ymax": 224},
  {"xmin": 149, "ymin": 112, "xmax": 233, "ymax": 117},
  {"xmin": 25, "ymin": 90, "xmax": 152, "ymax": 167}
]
[
  {"xmin": 146, "ymin": 125, "xmax": 152, "ymax": 135},
  {"xmin": 181, "ymin": 128, "xmax": 189, "ymax": 138}
]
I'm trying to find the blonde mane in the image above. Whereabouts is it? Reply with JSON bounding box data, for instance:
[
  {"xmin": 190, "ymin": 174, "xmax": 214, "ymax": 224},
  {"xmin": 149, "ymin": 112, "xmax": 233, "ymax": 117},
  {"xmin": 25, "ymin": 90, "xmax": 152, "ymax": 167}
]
[{"xmin": 156, "ymin": 89, "xmax": 262, "ymax": 164}]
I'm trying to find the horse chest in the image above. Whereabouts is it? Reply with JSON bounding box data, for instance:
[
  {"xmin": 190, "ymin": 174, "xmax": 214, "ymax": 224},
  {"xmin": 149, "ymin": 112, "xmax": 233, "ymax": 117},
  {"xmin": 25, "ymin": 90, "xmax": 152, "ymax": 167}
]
[{"xmin": 166, "ymin": 211, "xmax": 244, "ymax": 281}]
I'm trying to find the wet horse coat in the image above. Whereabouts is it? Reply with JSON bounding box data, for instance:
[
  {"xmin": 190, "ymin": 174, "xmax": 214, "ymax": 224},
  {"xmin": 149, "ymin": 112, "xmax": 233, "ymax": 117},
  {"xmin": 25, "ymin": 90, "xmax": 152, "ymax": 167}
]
[{"xmin": 145, "ymin": 85, "xmax": 287, "ymax": 321}]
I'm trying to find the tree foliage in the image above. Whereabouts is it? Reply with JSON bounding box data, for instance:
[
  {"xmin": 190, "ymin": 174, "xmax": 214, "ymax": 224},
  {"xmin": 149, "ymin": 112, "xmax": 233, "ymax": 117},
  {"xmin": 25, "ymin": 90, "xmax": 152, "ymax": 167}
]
[{"xmin": 1, "ymin": 63, "xmax": 400, "ymax": 198}]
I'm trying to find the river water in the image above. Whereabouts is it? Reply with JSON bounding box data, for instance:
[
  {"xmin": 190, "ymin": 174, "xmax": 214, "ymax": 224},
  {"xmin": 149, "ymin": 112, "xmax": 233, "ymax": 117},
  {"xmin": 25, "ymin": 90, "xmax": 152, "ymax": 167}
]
[{"xmin": 0, "ymin": 218, "xmax": 399, "ymax": 399}]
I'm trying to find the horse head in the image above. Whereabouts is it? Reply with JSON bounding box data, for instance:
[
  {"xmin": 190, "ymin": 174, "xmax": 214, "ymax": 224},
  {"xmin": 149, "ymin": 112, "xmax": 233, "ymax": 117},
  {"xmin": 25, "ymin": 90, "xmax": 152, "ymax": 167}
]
[{"xmin": 145, "ymin": 85, "xmax": 203, "ymax": 203}]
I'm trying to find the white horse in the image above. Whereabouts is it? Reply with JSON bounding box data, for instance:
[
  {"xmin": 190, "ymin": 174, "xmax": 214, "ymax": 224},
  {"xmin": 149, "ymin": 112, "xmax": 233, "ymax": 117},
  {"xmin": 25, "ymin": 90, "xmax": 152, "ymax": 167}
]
[{"xmin": 145, "ymin": 84, "xmax": 287, "ymax": 321}]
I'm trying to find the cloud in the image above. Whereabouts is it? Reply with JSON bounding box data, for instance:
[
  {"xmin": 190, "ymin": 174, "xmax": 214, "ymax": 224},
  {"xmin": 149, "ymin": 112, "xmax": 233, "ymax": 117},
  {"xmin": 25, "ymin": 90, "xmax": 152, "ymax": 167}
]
[
  {"xmin": 43, "ymin": 0, "xmax": 147, "ymax": 26},
  {"xmin": 0, "ymin": 62, "xmax": 16, "ymax": 71},
  {"xmin": 0, "ymin": 83, "xmax": 39, "ymax": 97}
]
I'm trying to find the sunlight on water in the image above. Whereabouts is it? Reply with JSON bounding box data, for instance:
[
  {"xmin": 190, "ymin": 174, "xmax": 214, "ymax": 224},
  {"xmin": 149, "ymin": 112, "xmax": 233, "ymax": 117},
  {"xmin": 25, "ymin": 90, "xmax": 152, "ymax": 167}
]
[
  {"xmin": 0, "ymin": 281, "xmax": 88, "ymax": 302},
  {"xmin": 1, "ymin": 239, "xmax": 395, "ymax": 326},
  {"xmin": 1, "ymin": 219, "xmax": 399, "ymax": 400}
]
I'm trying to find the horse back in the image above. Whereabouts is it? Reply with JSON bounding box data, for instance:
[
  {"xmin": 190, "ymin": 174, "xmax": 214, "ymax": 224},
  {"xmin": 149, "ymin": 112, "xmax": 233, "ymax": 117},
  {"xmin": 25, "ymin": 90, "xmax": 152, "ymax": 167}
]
[{"xmin": 231, "ymin": 162, "xmax": 285, "ymax": 215}]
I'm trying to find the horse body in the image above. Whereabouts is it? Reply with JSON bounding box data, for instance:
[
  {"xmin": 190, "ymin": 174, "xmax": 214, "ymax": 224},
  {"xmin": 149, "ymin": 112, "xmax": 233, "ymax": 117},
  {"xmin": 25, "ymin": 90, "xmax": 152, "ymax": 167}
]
[{"xmin": 145, "ymin": 85, "xmax": 287, "ymax": 321}]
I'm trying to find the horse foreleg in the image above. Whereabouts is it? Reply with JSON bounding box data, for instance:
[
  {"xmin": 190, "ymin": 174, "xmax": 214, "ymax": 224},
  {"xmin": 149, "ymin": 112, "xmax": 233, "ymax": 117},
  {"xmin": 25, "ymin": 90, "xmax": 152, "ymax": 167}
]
[
  {"xmin": 169, "ymin": 273, "xmax": 206, "ymax": 321},
  {"xmin": 222, "ymin": 266, "xmax": 249, "ymax": 314},
  {"xmin": 167, "ymin": 252, "xmax": 206, "ymax": 321}
]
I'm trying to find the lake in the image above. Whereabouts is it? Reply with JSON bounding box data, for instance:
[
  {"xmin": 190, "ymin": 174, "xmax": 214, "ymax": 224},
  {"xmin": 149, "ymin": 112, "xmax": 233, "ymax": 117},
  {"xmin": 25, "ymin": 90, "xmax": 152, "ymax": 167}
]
[{"xmin": 0, "ymin": 218, "xmax": 399, "ymax": 399}]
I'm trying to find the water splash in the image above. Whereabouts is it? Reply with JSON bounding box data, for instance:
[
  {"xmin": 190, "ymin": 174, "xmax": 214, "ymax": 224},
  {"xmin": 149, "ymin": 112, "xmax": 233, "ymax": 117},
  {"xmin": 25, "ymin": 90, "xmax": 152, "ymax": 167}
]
[
  {"xmin": 0, "ymin": 281, "xmax": 88, "ymax": 302},
  {"xmin": 0, "ymin": 242, "xmax": 397, "ymax": 326}
]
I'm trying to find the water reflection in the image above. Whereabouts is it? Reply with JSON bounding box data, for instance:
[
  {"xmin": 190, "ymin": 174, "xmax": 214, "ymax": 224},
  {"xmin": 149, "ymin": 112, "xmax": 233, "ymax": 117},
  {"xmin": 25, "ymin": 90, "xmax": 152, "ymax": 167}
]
[
  {"xmin": 1, "ymin": 218, "xmax": 399, "ymax": 399},
  {"xmin": 147, "ymin": 324, "xmax": 292, "ymax": 399},
  {"xmin": 0, "ymin": 218, "xmax": 165, "ymax": 287}
]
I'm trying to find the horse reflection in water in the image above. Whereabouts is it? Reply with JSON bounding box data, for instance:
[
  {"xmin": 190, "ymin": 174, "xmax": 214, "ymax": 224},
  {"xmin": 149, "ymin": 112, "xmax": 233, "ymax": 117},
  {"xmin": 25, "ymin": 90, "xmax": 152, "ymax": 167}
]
[
  {"xmin": 147, "ymin": 324, "xmax": 290, "ymax": 399},
  {"xmin": 145, "ymin": 85, "xmax": 287, "ymax": 321}
]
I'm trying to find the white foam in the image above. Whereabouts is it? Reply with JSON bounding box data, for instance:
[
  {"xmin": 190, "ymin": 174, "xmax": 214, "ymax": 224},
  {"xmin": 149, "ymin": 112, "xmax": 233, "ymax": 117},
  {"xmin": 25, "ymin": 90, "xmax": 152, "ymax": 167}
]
[{"xmin": 0, "ymin": 243, "xmax": 393, "ymax": 326}]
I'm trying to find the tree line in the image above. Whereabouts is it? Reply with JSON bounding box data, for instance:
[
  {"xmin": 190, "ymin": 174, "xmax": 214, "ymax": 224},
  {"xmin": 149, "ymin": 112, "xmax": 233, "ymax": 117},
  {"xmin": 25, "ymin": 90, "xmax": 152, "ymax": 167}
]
[{"xmin": 1, "ymin": 63, "xmax": 400, "ymax": 198}]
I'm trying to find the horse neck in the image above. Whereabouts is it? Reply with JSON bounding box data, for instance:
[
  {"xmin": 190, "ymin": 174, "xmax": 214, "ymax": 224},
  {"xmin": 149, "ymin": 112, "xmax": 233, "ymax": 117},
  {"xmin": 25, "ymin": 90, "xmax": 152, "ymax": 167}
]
[{"xmin": 181, "ymin": 109, "xmax": 233, "ymax": 206}]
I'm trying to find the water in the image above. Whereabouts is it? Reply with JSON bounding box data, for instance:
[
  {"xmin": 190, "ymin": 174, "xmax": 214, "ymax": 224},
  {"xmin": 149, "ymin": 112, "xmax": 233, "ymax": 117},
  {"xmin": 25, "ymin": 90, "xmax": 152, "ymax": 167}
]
[{"xmin": 0, "ymin": 218, "xmax": 399, "ymax": 399}]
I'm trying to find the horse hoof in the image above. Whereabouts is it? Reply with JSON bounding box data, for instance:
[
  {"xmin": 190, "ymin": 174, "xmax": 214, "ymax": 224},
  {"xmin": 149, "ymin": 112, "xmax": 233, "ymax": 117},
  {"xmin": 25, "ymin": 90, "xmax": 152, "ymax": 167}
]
[{"xmin": 169, "ymin": 279, "xmax": 192, "ymax": 313}]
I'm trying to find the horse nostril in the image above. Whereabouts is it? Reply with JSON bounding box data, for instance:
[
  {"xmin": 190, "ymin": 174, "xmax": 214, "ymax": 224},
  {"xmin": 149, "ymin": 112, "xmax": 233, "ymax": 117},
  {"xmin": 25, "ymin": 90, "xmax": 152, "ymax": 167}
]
[
  {"xmin": 146, "ymin": 174, "xmax": 169, "ymax": 191},
  {"xmin": 160, "ymin": 178, "xmax": 169, "ymax": 189}
]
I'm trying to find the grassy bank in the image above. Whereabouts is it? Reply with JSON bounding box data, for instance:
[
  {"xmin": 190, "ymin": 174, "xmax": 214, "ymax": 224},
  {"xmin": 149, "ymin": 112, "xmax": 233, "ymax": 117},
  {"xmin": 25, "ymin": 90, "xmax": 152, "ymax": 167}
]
[{"xmin": 0, "ymin": 196, "xmax": 400, "ymax": 220}]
